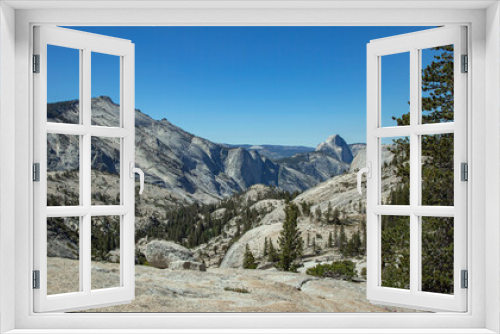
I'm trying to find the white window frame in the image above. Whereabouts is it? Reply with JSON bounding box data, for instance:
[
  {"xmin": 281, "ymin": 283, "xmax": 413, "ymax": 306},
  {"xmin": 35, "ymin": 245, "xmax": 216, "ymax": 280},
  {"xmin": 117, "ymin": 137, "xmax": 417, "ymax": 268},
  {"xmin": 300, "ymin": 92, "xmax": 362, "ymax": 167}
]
[
  {"xmin": 33, "ymin": 26, "xmax": 136, "ymax": 313},
  {"xmin": 366, "ymin": 26, "xmax": 468, "ymax": 312},
  {"xmin": 1, "ymin": 1, "xmax": 499, "ymax": 333}
]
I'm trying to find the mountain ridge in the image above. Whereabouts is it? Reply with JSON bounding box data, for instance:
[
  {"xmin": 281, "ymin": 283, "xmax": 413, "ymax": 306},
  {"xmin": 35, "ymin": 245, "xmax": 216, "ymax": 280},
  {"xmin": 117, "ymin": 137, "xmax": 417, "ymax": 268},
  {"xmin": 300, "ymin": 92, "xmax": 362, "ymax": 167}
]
[
  {"xmin": 48, "ymin": 96, "xmax": 366, "ymax": 204},
  {"xmin": 223, "ymin": 143, "xmax": 315, "ymax": 162}
]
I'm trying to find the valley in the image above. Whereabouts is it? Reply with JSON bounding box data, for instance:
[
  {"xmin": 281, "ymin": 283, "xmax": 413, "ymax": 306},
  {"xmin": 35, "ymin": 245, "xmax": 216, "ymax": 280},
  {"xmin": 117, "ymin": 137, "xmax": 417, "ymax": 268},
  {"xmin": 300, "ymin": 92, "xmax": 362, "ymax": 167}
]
[{"xmin": 46, "ymin": 96, "xmax": 405, "ymax": 313}]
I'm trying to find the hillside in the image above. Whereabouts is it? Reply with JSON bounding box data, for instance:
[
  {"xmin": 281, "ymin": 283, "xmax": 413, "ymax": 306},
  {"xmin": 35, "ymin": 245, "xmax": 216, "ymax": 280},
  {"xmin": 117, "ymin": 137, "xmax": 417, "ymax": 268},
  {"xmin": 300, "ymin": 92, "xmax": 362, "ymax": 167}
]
[
  {"xmin": 48, "ymin": 96, "xmax": 360, "ymax": 204},
  {"xmin": 223, "ymin": 144, "xmax": 315, "ymax": 161}
]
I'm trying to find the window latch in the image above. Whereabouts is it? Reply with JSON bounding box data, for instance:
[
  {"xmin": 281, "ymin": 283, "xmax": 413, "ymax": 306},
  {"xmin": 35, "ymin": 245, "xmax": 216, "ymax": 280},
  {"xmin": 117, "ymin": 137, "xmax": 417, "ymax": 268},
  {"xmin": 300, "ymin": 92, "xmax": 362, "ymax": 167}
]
[
  {"xmin": 357, "ymin": 161, "xmax": 372, "ymax": 195},
  {"xmin": 129, "ymin": 162, "xmax": 145, "ymax": 195}
]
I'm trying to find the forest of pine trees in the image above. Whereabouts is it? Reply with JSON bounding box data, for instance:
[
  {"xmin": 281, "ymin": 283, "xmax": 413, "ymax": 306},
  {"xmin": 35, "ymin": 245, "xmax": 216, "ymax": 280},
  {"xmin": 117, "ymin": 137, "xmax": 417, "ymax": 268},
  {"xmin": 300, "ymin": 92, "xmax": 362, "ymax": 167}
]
[{"xmin": 134, "ymin": 187, "xmax": 299, "ymax": 249}]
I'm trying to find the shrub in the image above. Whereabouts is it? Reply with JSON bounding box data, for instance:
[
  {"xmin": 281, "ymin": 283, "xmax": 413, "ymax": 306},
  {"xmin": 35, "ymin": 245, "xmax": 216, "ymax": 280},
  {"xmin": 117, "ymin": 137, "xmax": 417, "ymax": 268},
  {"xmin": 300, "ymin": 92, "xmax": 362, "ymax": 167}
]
[
  {"xmin": 306, "ymin": 260, "xmax": 357, "ymax": 281},
  {"xmin": 224, "ymin": 287, "xmax": 249, "ymax": 294}
]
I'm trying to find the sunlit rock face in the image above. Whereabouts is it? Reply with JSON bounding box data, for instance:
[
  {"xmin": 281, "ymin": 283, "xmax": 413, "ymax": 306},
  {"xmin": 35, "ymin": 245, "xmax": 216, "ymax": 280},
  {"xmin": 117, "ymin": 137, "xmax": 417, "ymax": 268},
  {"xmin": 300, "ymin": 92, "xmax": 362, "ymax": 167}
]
[{"xmin": 47, "ymin": 96, "xmax": 364, "ymax": 204}]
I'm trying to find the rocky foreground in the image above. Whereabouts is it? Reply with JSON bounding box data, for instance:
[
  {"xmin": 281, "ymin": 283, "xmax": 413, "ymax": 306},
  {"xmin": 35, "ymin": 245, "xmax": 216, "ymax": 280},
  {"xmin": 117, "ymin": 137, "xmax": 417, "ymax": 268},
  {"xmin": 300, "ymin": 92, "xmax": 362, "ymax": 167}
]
[{"xmin": 48, "ymin": 257, "xmax": 417, "ymax": 313}]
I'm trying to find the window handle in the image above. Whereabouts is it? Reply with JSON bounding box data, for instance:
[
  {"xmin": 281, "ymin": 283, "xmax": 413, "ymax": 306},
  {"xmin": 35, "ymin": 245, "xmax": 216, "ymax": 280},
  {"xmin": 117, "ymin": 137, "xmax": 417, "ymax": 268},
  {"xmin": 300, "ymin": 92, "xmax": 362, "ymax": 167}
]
[
  {"xmin": 129, "ymin": 162, "xmax": 144, "ymax": 195},
  {"xmin": 357, "ymin": 162, "xmax": 371, "ymax": 195}
]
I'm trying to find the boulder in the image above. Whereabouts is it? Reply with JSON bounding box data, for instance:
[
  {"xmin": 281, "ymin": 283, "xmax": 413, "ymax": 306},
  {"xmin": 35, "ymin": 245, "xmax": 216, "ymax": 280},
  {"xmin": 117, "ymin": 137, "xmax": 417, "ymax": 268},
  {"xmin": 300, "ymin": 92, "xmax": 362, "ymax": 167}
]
[
  {"xmin": 170, "ymin": 260, "xmax": 206, "ymax": 271},
  {"xmin": 108, "ymin": 249, "xmax": 120, "ymax": 263},
  {"xmin": 145, "ymin": 240, "xmax": 195, "ymax": 269}
]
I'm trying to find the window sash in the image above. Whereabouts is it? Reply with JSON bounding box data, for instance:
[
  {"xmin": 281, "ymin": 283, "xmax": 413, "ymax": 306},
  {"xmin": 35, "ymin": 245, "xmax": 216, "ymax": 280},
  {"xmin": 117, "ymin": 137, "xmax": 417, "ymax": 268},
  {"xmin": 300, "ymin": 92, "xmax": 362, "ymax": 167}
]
[
  {"xmin": 366, "ymin": 26, "xmax": 467, "ymax": 312},
  {"xmin": 33, "ymin": 26, "xmax": 136, "ymax": 313}
]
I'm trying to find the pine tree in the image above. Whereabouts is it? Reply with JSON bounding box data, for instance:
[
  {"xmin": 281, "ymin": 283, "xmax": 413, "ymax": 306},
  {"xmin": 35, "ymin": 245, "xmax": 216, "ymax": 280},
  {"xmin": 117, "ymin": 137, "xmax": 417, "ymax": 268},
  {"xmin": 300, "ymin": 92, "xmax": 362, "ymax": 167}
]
[
  {"xmin": 315, "ymin": 207, "xmax": 322, "ymax": 223},
  {"xmin": 332, "ymin": 207, "xmax": 341, "ymax": 225},
  {"xmin": 334, "ymin": 225, "xmax": 339, "ymax": 247},
  {"xmin": 263, "ymin": 237, "xmax": 268, "ymax": 256},
  {"xmin": 277, "ymin": 204, "xmax": 303, "ymax": 272},
  {"xmin": 243, "ymin": 244, "xmax": 257, "ymax": 269},
  {"xmin": 339, "ymin": 225, "xmax": 347, "ymax": 256},
  {"xmin": 328, "ymin": 232, "xmax": 333, "ymax": 248},
  {"xmin": 268, "ymin": 238, "xmax": 278, "ymax": 262},
  {"xmin": 326, "ymin": 202, "xmax": 332, "ymax": 223},
  {"xmin": 235, "ymin": 222, "xmax": 241, "ymax": 237}
]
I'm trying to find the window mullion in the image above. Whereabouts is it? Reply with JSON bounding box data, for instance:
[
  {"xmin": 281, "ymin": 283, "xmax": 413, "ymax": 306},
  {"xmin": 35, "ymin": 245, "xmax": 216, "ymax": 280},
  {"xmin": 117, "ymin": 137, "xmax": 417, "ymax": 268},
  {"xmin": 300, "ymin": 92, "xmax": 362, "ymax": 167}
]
[
  {"xmin": 415, "ymin": 47, "xmax": 424, "ymax": 293},
  {"xmin": 409, "ymin": 47, "xmax": 420, "ymax": 294},
  {"xmin": 81, "ymin": 48, "xmax": 92, "ymax": 294}
]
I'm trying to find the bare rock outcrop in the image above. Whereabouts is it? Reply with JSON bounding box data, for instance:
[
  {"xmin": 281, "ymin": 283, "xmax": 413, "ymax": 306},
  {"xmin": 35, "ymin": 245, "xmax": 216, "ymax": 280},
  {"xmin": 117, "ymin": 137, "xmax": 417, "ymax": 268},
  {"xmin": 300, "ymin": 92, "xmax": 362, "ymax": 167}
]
[
  {"xmin": 220, "ymin": 221, "xmax": 283, "ymax": 269},
  {"xmin": 170, "ymin": 260, "xmax": 206, "ymax": 271},
  {"xmin": 145, "ymin": 240, "xmax": 195, "ymax": 269}
]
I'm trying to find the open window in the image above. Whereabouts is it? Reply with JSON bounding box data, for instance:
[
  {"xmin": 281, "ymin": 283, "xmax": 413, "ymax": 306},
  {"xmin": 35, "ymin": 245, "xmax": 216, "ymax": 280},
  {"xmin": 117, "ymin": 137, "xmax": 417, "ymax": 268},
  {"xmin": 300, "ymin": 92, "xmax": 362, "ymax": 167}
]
[
  {"xmin": 363, "ymin": 26, "xmax": 467, "ymax": 312},
  {"xmin": 33, "ymin": 26, "xmax": 141, "ymax": 312}
]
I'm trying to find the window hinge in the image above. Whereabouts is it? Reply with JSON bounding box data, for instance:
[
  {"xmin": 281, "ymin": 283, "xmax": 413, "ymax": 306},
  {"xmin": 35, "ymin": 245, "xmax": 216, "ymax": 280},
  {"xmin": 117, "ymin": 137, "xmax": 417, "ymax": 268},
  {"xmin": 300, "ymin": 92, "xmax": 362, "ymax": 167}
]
[
  {"xmin": 33, "ymin": 54, "xmax": 40, "ymax": 73},
  {"xmin": 461, "ymin": 54, "xmax": 468, "ymax": 73},
  {"xmin": 33, "ymin": 270, "xmax": 40, "ymax": 289},
  {"xmin": 461, "ymin": 162, "xmax": 468, "ymax": 182},
  {"xmin": 461, "ymin": 270, "xmax": 468, "ymax": 289},
  {"xmin": 33, "ymin": 163, "xmax": 40, "ymax": 182}
]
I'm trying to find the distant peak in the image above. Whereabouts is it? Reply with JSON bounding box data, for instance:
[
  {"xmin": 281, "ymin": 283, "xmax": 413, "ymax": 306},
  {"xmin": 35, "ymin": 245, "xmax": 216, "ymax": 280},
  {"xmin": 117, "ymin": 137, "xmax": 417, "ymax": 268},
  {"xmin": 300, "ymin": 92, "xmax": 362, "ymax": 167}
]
[
  {"xmin": 327, "ymin": 134, "xmax": 341, "ymax": 140},
  {"xmin": 316, "ymin": 134, "xmax": 347, "ymax": 150},
  {"xmin": 315, "ymin": 134, "xmax": 353, "ymax": 164},
  {"xmin": 93, "ymin": 95, "xmax": 117, "ymax": 105}
]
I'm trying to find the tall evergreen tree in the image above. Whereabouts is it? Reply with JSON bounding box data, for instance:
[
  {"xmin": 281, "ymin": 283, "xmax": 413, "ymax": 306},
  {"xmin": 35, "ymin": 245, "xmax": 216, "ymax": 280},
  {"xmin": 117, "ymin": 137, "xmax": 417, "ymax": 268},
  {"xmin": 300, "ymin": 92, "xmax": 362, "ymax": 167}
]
[
  {"xmin": 332, "ymin": 207, "xmax": 341, "ymax": 225},
  {"xmin": 315, "ymin": 207, "xmax": 322, "ymax": 223},
  {"xmin": 326, "ymin": 203, "xmax": 333, "ymax": 223},
  {"xmin": 235, "ymin": 222, "xmax": 241, "ymax": 238},
  {"xmin": 277, "ymin": 204, "xmax": 303, "ymax": 272},
  {"xmin": 243, "ymin": 244, "xmax": 257, "ymax": 269},
  {"xmin": 334, "ymin": 225, "xmax": 339, "ymax": 247},
  {"xmin": 268, "ymin": 238, "xmax": 278, "ymax": 263},
  {"xmin": 339, "ymin": 225, "xmax": 347, "ymax": 256}
]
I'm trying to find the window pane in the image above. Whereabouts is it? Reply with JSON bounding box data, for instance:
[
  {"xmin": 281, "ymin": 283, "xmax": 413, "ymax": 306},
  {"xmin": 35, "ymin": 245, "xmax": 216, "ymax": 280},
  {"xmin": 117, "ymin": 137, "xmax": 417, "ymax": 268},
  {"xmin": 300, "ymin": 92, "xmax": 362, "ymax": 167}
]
[
  {"xmin": 381, "ymin": 136, "xmax": 409, "ymax": 205},
  {"xmin": 91, "ymin": 216, "xmax": 121, "ymax": 290},
  {"xmin": 421, "ymin": 217, "xmax": 454, "ymax": 294},
  {"xmin": 47, "ymin": 134, "xmax": 80, "ymax": 206},
  {"xmin": 421, "ymin": 45, "xmax": 454, "ymax": 124},
  {"xmin": 91, "ymin": 52, "xmax": 121, "ymax": 127},
  {"xmin": 421, "ymin": 134, "xmax": 454, "ymax": 206},
  {"xmin": 381, "ymin": 215, "xmax": 410, "ymax": 290},
  {"xmin": 91, "ymin": 137, "xmax": 121, "ymax": 205},
  {"xmin": 381, "ymin": 52, "xmax": 410, "ymax": 127},
  {"xmin": 47, "ymin": 217, "xmax": 80, "ymax": 295},
  {"xmin": 47, "ymin": 45, "xmax": 80, "ymax": 124}
]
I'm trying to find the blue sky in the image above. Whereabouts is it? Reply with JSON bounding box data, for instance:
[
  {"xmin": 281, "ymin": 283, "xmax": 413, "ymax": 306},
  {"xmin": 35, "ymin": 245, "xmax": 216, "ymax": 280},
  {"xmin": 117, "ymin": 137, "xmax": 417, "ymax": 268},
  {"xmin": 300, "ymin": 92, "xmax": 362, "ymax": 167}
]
[{"xmin": 49, "ymin": 26, "xmax": 433, "ymax": 146}]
